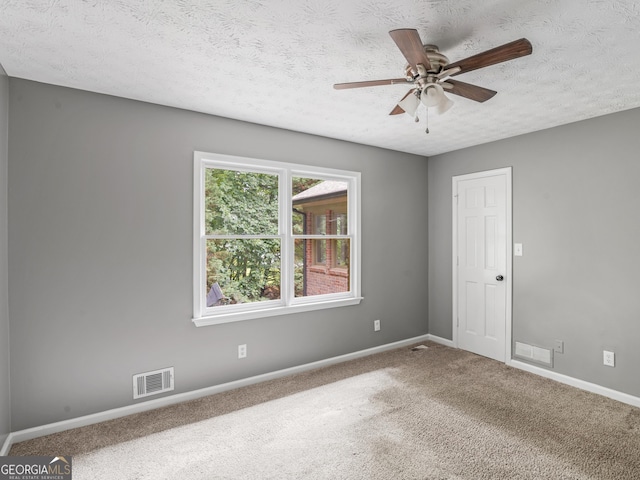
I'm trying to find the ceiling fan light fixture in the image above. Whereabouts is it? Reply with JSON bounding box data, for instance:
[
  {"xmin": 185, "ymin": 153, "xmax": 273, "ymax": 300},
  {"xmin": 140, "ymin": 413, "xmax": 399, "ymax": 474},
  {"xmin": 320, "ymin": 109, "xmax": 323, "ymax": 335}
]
[
  {"xmin": 436, "ymin": 95, "xmax": 454, "ymax": 115},
  {"xmin": 398, "ymin": 92, "xmax": 420, "ymax": 116},
  {"xmin": 421, "ymin": 83, "xmax": 454, "ymax": 115},
  {"xmin": 421, "ymin": 83, "xmax": 444, "ymax": 107},
  {"xmin": 334, "ymin": 29, "xmax": 533, "ymax": 126}
]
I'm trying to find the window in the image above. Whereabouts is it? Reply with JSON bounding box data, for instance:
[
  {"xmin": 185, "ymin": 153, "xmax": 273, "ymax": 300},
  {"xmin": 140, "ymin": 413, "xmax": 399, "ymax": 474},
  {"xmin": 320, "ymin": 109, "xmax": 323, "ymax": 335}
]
[{"xmin": 193, "ymin": 152, "xmax": 361, "ymax": 326}]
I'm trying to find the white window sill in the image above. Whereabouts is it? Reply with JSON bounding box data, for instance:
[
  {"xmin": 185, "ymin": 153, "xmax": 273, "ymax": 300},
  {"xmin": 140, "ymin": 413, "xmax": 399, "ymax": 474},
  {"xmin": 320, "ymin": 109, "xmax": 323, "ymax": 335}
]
[{"xmin": 192, "ymin": 297, "xmax": 363, "ymax": 327}]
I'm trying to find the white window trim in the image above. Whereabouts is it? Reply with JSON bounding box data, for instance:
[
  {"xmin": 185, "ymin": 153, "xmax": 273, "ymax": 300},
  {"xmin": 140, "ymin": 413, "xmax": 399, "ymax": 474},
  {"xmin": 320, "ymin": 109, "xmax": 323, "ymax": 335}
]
[{"xmin": 192, "ymin": 151, "xmax": 362, "ymax": 327}]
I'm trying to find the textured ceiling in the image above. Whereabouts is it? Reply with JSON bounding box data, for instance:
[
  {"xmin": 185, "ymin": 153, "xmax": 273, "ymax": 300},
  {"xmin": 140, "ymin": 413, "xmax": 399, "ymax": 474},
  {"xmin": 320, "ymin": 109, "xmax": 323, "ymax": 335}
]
[{"xmin": 1, "ymin": 1, "xmax": 640, "ymax": 157}]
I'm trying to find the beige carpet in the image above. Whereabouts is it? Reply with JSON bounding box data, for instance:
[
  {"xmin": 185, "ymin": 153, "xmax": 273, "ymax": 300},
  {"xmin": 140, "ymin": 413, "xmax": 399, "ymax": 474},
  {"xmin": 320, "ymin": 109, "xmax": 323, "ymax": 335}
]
[{"xmin": 10, "ymin": 342, "xmax": 640, "ymax": 479}]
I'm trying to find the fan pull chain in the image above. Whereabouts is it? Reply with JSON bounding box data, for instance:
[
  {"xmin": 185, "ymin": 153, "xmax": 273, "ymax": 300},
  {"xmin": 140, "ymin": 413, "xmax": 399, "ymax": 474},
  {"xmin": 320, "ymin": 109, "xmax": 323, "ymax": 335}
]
[{"xmin": 425, "ymin": 108, "xmax": 429, "ymax": 134}]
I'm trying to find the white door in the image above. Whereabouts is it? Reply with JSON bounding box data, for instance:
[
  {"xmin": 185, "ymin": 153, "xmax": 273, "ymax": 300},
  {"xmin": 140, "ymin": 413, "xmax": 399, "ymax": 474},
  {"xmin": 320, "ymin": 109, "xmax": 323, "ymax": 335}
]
[{"xmin": 453, "ymin": 168, "xmax": 511, "ymax": 362}]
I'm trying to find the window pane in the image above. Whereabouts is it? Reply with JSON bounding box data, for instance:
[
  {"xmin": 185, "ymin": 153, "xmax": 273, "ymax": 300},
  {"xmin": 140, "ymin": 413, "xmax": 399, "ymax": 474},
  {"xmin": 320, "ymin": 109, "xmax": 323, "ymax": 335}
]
[
  {"xmin": 292, "ymin": 210, "xmax": 305, "ymax": 235},
  {"xmin": 314, "ymin": 214, "xmax": 327, "ymax": 265},
  {"xmin": 206, "ymin": 238, "xmax": 280, "ymax": 305},
  {"xmin": 205, "ymin": 168, "xmax": 279, "ymax": 235},
  {"xmin": 291, "ymin": 178, "xmax": 348, "ymax": 234},
  {"xmin": 333, "ymin": 238, "xmax": 350, "ymax": 268},
  {"xmin": 314, "ymin": 214, "xmax": 326, "ymax": 235},
  {"xmin": 314, "ymin": 239, "xmax": 326, "ymax": 265},
  {"xmin": 294, "ymin": 239, "xmax": 350, "ymax": 298},
  {"xmin": 336, "ymin": 214, "xmax": 347, "ymax": 235}
]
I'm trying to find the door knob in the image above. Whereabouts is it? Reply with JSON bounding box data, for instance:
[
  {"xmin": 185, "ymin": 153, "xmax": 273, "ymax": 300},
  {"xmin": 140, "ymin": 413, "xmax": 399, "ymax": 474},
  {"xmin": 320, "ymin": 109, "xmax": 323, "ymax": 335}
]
[{"xmin": 496, "ymin": 275, "xmax": 504, "ymax": 281}]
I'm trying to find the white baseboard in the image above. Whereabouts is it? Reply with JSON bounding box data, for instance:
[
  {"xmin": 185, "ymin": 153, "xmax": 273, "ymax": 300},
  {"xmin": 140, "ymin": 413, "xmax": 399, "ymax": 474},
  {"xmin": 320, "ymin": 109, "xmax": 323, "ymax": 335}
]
[
  {"xmin": 7, "ymin": 335, "xmax": 637, "ymax": 456},
  {"xmin": 425, "ymin": 336, "xmax": 640, "ymax": 408},
  {"xmin": 425, "ymin": 334, "xmax": 455, "ymax": 348},
  {"xmin": 508, "ymin": 359, "xmax": 640, "ymax": 408},
  {"xmin": 4, "ymin": 334, "xmax": 431, "ymax": 452},
  {"xmin": 1, "ymin": 433, "xmax": 12, "ymax": 457}
]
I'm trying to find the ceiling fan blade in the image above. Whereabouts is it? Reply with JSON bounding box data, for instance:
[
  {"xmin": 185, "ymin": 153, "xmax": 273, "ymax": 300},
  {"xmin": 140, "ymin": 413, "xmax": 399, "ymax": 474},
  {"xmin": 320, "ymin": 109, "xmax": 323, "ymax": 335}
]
[
  {"xmin": 389, "ymin": 89, "xmax": 416, "ymax": 115},
  {"xmin": 389, "ymin": 104, "xmax": 406, "ymax": 115},
  {"xmin": 389, "ymin": 29, "xmax": 432, "ymax": 73},
  {"xmin": 442, "ymin": 79, "xmax": 497, "ymax": 102},
  {"xmin": 333, "ymin": 78, "xmax": 410, "ymax": 90},
  {"xmin": 447, "ymin": 38, "xmax": 532, "ymax": 76}
]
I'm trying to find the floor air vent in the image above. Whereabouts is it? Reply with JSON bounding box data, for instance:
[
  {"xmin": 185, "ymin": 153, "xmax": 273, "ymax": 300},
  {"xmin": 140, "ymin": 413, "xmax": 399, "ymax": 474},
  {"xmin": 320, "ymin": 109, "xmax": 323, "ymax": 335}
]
[{"xmin": 133, "ymin": 367, "xmax": 174, "ymax": 399}]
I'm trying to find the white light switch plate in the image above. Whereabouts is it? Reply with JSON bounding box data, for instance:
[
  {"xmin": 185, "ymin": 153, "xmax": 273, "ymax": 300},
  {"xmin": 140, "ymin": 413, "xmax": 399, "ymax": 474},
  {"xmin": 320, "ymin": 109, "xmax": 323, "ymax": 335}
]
[{"xmin": 514, "ymin": 243, "xmax": 523, "ymax": 256}]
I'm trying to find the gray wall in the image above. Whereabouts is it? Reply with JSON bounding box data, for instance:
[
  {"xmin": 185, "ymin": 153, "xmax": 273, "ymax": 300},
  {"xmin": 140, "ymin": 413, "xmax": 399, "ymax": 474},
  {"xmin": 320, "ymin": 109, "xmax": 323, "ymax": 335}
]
[
  {"xmin": 0, "ymin": 65, "xmax": 10, "ymax": 445},
  {"xmin": 8, "ymin": 79, "xmax": 429, "ymax": 430},
  {"xmin": 428, "ymin": 108, "xmax": 640, "ymax": 398}
]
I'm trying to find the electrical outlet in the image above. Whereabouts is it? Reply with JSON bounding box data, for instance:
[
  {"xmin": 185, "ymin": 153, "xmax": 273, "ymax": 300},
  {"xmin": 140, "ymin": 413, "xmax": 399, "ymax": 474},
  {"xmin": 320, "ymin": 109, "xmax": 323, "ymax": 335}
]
[
  {"xmin": 603, "ymin": 350, "xmax": 615, "ymax": 367},
  {"xmin": 238, "ymin": 344, "xmax": 247, "ymax": 359},
  {"xmin": 374, "ymin": 319, "xmax": 381, "ymax": 332}
]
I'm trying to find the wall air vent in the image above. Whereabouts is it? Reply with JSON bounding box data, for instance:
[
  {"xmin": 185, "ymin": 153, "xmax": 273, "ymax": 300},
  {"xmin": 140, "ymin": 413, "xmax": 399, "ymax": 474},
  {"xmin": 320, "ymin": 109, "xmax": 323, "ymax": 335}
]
[
  {"xmin": 133, "ymin": 367, "xmax": 174, "ymax": 399},
  {"xmin": 514, "ymin": 342, "xmax": 553, "ymax": 367}
]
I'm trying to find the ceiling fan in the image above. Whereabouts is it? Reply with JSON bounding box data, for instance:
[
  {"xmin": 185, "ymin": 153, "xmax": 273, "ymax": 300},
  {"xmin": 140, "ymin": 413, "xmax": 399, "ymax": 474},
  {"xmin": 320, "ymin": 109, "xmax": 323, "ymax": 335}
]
[{"xmin": 334, "ymin": 29, "xmax": 532, "ymax": 127}]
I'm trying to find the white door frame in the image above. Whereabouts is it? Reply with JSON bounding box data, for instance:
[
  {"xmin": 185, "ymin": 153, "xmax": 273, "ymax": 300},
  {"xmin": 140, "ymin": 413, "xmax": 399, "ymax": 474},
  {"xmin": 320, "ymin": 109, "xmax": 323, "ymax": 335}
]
[{"xmin": 452, "ymin": 167, "xmax": 513, "ymax": 364}]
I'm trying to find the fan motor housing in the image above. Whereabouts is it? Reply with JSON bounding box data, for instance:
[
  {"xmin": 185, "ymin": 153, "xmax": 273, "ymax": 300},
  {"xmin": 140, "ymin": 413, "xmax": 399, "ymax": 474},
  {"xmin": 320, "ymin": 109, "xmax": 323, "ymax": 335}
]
[
  {"xmin": 422, "ymin": 45, "xmax": 449, "ymax": 72},
  {"xmin": 405, "ymin": 45, "xmax": 450, "ymax": 78}
]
